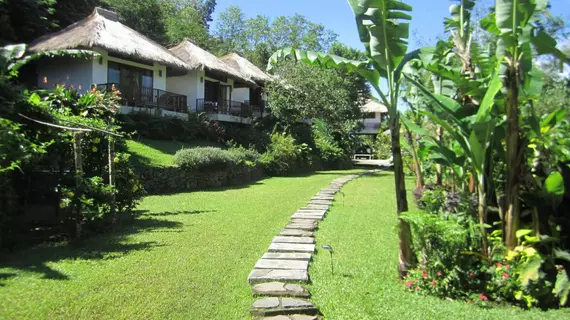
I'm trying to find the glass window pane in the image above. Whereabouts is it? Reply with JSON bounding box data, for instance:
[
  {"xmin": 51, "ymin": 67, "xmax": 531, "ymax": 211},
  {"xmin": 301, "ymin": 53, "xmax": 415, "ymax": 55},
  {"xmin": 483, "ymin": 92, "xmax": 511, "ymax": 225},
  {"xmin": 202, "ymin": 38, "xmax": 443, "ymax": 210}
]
[{"xmin": 108, "ymin": 62, "xmax": 120, "ymax": 84}]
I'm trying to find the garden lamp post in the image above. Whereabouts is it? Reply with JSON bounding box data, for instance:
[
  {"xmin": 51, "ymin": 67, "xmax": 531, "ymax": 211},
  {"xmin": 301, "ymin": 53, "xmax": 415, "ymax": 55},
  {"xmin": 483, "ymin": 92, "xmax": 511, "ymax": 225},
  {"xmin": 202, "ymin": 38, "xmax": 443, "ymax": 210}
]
[{"xmin": 322, "ymin": 244, "xmax": 334, "ymax": 275}]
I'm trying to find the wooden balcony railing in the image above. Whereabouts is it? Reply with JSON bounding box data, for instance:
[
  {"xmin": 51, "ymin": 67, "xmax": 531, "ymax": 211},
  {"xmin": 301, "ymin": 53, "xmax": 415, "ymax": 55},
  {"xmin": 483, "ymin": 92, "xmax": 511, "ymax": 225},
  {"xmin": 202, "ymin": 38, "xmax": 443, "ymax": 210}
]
[
  {"xmin": 97, "ymin": 83, "xmax": 188, "ymax": 113},
  {"xmin": 196, "ymin": 99, "xmax": 254, "ymax": 118}
]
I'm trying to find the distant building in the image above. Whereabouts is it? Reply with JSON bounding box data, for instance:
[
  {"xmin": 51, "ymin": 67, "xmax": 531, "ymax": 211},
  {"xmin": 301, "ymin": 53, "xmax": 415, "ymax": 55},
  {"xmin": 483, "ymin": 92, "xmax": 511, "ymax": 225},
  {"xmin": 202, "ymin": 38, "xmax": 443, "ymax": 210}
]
[{"xmin": 359, "ymin": 100, "xmax": 388, "ymax": 135}]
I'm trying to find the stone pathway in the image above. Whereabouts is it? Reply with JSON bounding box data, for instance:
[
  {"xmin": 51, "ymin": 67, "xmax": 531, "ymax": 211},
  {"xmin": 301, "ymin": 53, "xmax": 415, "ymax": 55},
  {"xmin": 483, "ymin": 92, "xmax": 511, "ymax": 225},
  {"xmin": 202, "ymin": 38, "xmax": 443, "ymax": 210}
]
[{"xmin": 247, "ymin": 173, "xmax": 367, "ymax": 319}]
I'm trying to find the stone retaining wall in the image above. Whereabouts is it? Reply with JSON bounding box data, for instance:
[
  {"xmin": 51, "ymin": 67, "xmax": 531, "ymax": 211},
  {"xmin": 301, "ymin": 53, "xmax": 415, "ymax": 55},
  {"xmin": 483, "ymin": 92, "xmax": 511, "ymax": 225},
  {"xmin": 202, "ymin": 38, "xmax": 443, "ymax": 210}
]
[{"xmin": 135, "ymin": 165, "xmax": 265, "ymax": 194}]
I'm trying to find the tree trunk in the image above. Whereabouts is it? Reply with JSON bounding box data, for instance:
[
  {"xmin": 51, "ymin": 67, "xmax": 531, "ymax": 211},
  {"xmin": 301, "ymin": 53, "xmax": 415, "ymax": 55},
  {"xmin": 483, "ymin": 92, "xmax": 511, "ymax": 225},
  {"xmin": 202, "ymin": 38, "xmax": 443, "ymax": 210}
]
[
  {"xmin": 108, "ymin": 137, "xmax": 117, "ymax": 226},
  {"xmin": 436, "ymin": 126, "xmax": 443, "ymax": 186},
  {"xmin": 405, "ymin": 129, "xmax": 423, "ymax": 189},
  {"xmin": 478, "ymin": 185, "xmax": 489, "ymax": 257},
  {"xmin": 391, "ymin": 114, "xmax": 414, "ymax": 278},
  {"xmin": 73, "ymin": 132, "xmax": 84, "ymax": 240},
  {"xmin": 504, "ymin": 65, "xmax": 521, "ymax": 250}
]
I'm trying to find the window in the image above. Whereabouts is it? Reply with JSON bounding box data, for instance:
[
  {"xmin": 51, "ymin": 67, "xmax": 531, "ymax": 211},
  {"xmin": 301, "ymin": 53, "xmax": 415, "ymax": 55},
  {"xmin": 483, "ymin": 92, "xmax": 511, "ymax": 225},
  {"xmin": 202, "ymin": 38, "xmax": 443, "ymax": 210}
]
[
  {"xmin": 364, "ymin": 112, "xmax": 376, "ymax": 119},
  {"xmin": 107, "ymin": 61, "xmax": 153, "ymax": 87},
  {"xmin": 108, "ymin": 62, "xmax": 120, "ymax": 84}
]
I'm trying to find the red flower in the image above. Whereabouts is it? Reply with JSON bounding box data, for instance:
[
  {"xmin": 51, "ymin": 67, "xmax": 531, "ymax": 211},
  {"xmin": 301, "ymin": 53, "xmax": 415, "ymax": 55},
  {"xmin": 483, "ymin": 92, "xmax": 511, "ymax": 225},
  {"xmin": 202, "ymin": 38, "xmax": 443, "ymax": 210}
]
[
  {"xmin": 437, "ymin": 272, "xmax": 442, "ymax": 277},
  {"xmin": 431, "ymin": 280, "xmax": 437, "ymax": 286},
  {"xmin": 406, "ymin": 281, "xmax": 414, "ymax": 288},
  {"xmin": 422, "ymin": 269, "xmax": 428, "ymax": 279},
  {"xmin": 502, "ymin": 273, "xmax": 509, "ymax": 280},
  {"xmin": 479, "ymin": 295, "xmax": 488, "ymax": 301},
  {"xmin": 505, "ymin": 265, "xmax": 510, "ymax": 269},
  {"xmin": 497, "ymin": 262, "xmax": 503, "ymax": 267},
  {"xmin": 469, "ymin": 272, "xmax": 475, "ymax": 277}
]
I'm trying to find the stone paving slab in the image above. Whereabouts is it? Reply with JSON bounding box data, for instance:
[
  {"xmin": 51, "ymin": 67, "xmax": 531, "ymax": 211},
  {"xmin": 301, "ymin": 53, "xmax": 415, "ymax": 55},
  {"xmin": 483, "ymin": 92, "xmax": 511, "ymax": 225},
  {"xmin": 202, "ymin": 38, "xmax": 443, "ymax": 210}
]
[
  {"xmin": 285, "ymin": 224, "xmax": 317, "ymax": 231},
  {"xmin": 296, "ymin": 209, "xmax": 327, "ymax": 214},
  {"xmin": 255, "ymin": 259, "xmax": 309, "ymax": 270},
  {"xmin": 279, "ymin": 229, "xmax": 314, "ymax": 237},
  {"xmin": 252, "ymin": 282, "xmax": 310, "ymax": 298},
  {"xmin": 289, "ymin": 219, "xmax": 318, "ymax": 225},
  {"xmin": 308, "ymin": 200, "xmax": 333, "ymax": 205},
  {"xmin": 290, "ymin": 215, "xmax": 323, "ymax": 221},
  {"xmin": 269, "ymin": 243, "xmax": 315, "ymax": 253},
  {"xmin": 262, "ymin": 315, "xmax": 318, "ymax": 320},
  {"xmin": 273, "ymin": 236, "xmax": 315, "ymax": 244},
  {"xmin": 262, "ymin": 252, "xmax": 312, "ymax": 261},
  {"xmin": 304, "ymin": 205, "xmax": 330, "ymax": 210},
  {"xmin": 251, "ymin": 298, "xmax": 318, "ymax": 317},
  {"xmin": 248, "ymin": 269, "xmax": 309, "ymax": 283},
  {"xmin": 311, "ymin": 196, "xmax": 334, "ymax": 201}
]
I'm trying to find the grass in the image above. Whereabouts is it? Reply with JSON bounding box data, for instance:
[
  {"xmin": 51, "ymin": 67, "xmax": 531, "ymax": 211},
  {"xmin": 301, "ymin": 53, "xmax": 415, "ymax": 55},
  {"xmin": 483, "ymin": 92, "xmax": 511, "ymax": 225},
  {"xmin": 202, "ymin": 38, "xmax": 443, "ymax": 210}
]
[
  {"xmin": 308, "ymin": 172, "xmax": 570, "ymax": 320},
  {"xmin": 0, "ymin": 170, "xmax": 362, "ymax": 319},
  {"xmin": 126, "ymin": 139, "xmax": 222, "ymax": 167}
]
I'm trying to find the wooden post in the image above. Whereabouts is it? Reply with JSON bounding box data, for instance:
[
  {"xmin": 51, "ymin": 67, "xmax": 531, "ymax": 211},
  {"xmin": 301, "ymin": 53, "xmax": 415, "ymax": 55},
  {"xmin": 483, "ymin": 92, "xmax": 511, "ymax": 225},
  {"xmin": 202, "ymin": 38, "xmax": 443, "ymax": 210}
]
[
  {"xmin": 73, "ymin": 132, "xmax": 84, "ymax": 240},
  {"xmin": 108, "ymin": 137, "xmax": 117, "ymax": 226}
]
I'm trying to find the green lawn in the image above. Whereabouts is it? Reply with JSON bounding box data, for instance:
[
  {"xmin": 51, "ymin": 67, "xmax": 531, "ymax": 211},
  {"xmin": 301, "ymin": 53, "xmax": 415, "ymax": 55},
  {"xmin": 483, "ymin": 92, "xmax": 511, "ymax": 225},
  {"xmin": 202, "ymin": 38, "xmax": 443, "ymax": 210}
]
[
  {"xmin": 126, "ymin": 139, "xmax": 222, "ymax": 167},
  {"xmin": 0, "ymin": 170, "xmax": 361, "ymax": 319},
  {"xmin": 308, "ymin": 172, "xmax": 570, "ymax": 319}
]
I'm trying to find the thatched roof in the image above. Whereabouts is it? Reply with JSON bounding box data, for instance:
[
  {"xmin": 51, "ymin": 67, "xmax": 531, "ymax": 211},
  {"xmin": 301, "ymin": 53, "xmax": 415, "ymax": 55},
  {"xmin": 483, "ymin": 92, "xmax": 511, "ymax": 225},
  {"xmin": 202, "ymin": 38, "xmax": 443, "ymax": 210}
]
[
  {"xmin": 220, "ymin": 53, "xmax": 272, "ymax": 85},
  {"xmin": 28, "ymin": 7, "xmax": 189, "ymax": 70},
  {"xmin": 169, "ymin": 40, "xmax": 256, "ymax": 87},
  {"xmin": 362, "ymin": 100, "xmax": 388, "ymax": 113}
]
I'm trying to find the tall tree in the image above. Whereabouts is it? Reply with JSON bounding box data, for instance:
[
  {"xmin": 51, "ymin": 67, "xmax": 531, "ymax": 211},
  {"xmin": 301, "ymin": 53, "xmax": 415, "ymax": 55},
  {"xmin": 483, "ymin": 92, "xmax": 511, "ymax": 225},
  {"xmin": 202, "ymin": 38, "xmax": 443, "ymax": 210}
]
[
  {"xmin": 192, "ymin": 0, "xmax": 216, "ymax": 30},
  {"xmin": 166, "ymin": 4, "xmax": 210, "ymax": 48},
  {"xmin": 104, "ymin": 0, "xmax": 169, "ymax": 44},
  {"xmin": 266, "ymin": 60, "xmax": 363, "ymax": 130},
  {"xmin": 0, "ymin": 0, "xmax": 57, "ymax": 45},
  {"xmin": 214, "ymin": 7, "xmax": 338, "ymax": 67},
  {"xmin": 215, "ymin": 5, "xmax": 247, "ymax": 54}
]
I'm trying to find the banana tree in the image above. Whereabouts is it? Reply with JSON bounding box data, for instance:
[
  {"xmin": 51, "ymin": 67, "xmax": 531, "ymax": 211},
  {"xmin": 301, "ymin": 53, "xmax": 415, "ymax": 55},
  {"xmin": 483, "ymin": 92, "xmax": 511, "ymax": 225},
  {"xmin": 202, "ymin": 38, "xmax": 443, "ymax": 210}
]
[
  {"xmin": 404, "ymin": 61, "xmax": 504, "ymax": 255},
  {"xmin": 267, "ymin": 0, "xmax": 420, "ymax": 277},
  {"xmin": 482, "ymin": 0, "xmax": 569, "ymax": 249}
]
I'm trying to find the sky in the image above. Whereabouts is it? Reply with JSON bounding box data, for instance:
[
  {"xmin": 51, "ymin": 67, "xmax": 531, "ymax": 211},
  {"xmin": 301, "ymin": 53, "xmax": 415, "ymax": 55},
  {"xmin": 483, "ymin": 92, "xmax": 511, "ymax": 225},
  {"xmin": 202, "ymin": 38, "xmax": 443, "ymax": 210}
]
[{"xmin": 212, "ymin": 0, "xmax": 570, "ymax": 52}]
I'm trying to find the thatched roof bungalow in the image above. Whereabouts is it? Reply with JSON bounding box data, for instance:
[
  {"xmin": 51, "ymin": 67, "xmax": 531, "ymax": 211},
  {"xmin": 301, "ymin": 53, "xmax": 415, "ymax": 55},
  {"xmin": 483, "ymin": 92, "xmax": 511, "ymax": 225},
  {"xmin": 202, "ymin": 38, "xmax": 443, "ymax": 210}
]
[
  {"xmin": 359, "ymin": 100, "xmax": 389, "ymax": 135},
  {"xmin": 219, "ymin": 53, "xmax": 273, "ymax": 86},
  {"xmin": 169, "ymin": 40, "xmax": 255, "ymax": 87},
  {"xmin": 28, "ymin": 7, "xmax": 189, "ymax": 71},
  {"xmin": 28, "ymin": 7, "xmax": 196, "ymax": 115}
]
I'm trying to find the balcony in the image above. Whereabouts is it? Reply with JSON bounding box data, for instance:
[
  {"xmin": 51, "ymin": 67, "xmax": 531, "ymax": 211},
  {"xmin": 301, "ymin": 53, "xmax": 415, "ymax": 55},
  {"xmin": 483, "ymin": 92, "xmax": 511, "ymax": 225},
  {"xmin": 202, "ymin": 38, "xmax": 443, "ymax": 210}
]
[
  {"xmin": 97, "ymin": 83, "xmax": 188, "ymax": 113},
  {"xmin": 196, "ymin": 99, "xmax": 256, "ymax": 118}
]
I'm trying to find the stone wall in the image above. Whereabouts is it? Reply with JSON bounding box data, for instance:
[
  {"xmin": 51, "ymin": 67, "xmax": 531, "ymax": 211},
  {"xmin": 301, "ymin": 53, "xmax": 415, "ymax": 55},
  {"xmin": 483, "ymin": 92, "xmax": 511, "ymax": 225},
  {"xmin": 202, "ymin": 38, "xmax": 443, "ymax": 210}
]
[{"xmin": 135, "ymin": 165, "xmax": 265, "ymax": 195}]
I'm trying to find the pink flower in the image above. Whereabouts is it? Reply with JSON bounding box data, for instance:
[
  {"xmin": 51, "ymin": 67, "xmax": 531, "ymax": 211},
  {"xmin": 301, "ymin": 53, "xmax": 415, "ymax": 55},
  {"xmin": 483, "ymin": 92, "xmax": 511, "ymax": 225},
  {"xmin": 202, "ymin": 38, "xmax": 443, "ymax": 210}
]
[
  {"xmin": 406, "ymin": 281, "xmax": 414, "ymax": 288},
  {"xmin": 469, "ymin": 272, "xmax": 475, "ymax": 277},
  {"xmin": 437, "ymin": 272, "xmax": 442, "ymax": 277},
  {"xmin": 502, "ymin": 273, "xmax": 509, "ymax": 280},
  {"xmin": 479, "ymin": 295, "xmax": 488, "ymax": 301},
  {"xmin": 497, "ymin": 262, "xmax": 503, "ymax": 267},
  {"xmin": 505, "ymin": 265, "xmax": 510, "ymax": 270},
  {"xmin": 431, "ymin": 280, "xmax": 437, "ymax": 286}
]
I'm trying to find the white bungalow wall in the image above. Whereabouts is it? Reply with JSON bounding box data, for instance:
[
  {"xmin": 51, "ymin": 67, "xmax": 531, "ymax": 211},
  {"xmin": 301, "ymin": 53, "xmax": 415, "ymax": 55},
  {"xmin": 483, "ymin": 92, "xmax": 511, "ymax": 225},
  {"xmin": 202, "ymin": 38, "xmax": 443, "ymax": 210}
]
[
  {"xmin": 167, "ymin": 71, "xmax": 238, "ymax": 112},
  {"xmin": 37, "ymin": 56, "xmax": 93, "ymax": 94},
  {"xmin": 38, "ymin": 49, "xmax": 168, "ymax": 94},
  {"xmin": 166, "ymin": 70, "xmax": 202, "ymax": 112}
]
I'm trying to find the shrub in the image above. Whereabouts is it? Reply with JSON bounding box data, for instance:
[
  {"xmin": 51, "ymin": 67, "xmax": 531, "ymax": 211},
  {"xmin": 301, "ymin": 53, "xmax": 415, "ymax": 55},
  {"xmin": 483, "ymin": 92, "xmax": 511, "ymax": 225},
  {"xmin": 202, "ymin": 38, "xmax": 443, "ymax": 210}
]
[
  {"xmin": 227, "ymin": 144, "xmax": 261, "ymax": 166},
  {"xmin": 312, "ymin": 119, "xmax": 352, "ymax": 169},
  {"xmin": 375, "ymin": 133, "xmax": 392, "ymax": 159},
  {"xmin": 118, "ymin": 112, "xmax": 206, "ymax": 142},
  {"xmin": 402, "ymin": 211, "xmax": 483, "ymax": 299},
  {"xmin": 260, "ymin": 131, "xmax": 312, "ymax": 176},
  {"xmin": 173, "ymin": 147, "xmax": 236, "ymax": 171}
]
